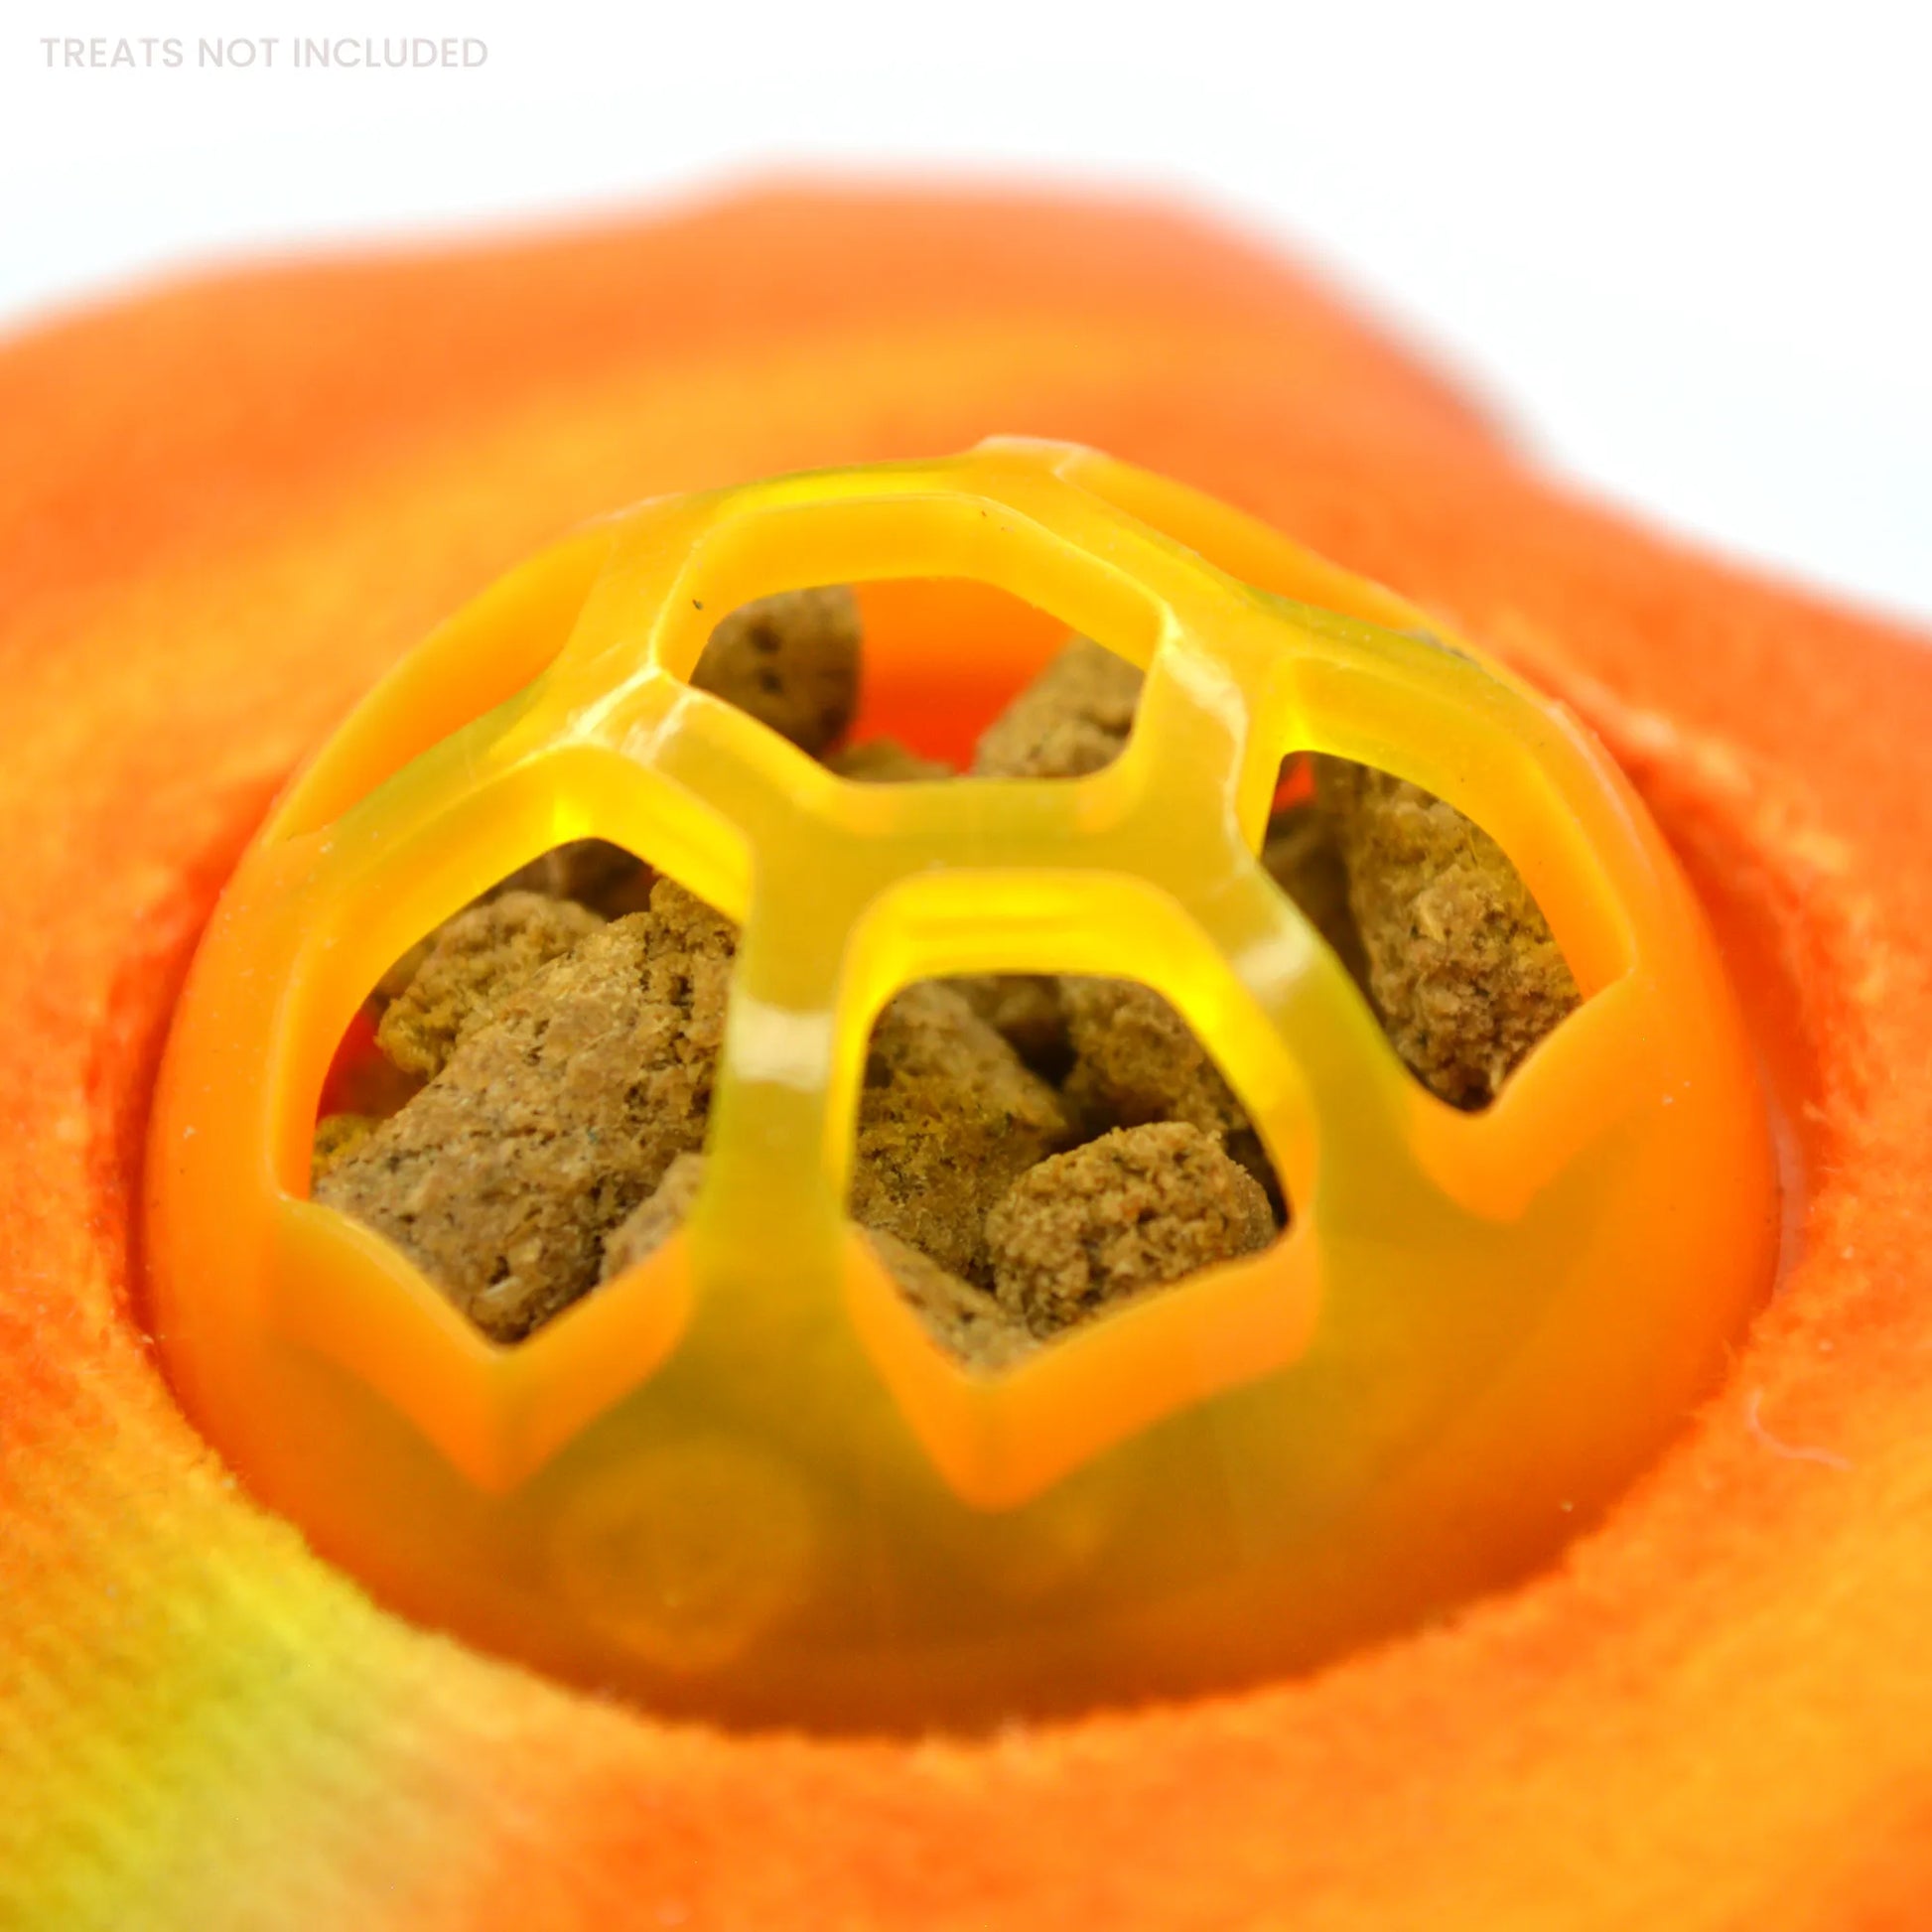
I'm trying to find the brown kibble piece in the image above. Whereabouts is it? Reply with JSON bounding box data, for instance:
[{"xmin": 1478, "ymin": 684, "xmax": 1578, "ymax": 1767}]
[
  {"xmin": 948, "ymin": 974, "xmax": 1070, "ymax": 1076},
  {"xmin": 317, "ymin": 877, "xmax": 735, "ymax": 1342},
  {"xmin": 864, "ymin": 1227, "xmax": 1035, "ymax": 1371},
  {"xmin": 375, "ymin": 891, "xmax": 605, "ymax": 1080},
  {"xmin": 600, "ymin": 1151, "xmax": 708, "ymax": 1282},
  {"xmin": 987, "ymin": 1122, "xmax": 1276, "ymax": 1336},
  {"xmin": 369, "ymin": 847, "xmax": 639, "ymax": 1010},
  {"xmin": 492, "ymin": 839, "xmax": 653, "ymax": 916},
  {"xmin": 692, "ymin": 586, "xmax": 862, "ymax": 757},
  {"xmin": 1315, "ymin": 757, "xmax": 1580, "ymax": 1107},
  {"xmin": 311, "ymin": 1113, "xmax": 377, "ymax": 1184},
  {"xmin": 1262, "ymin": 799, "xmax": 1369, "ymax": 986},
  {"xmin": 971, "ymin": 637, "xmax": 1142, "ymax": 778},
  {"xmin": 850, "ymin": 981, "xmax": 1073, "ymax": 1285},
  {"xmin": 826, "ymin": 737, "xmax": 954, "ymax": 783},
  {"xmin": 1060, "ymin": 976, "xmax": 1284, "ymax": 1216},
  {"xmin": 372, "ymin": 936, "xmax": 433, "ymax": 1009},
  {"xmin": 1059, "ymin": 976, "xmax": 1250, "ymax": 1143}
]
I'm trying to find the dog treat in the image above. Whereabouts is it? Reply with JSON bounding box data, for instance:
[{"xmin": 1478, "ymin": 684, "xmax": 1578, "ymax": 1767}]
[
  {"xmin": 690, "ymin": 585, "xmax": 862, "ymax": 757},
  {"xmin": 1058, "ymin": 975, "xmax": 1248, "ymax": 1139},
  {"xmin": 972, "ymin": 636, "xmax": 1142, "ymax": 778},
  {"xmin": 369, "ymin": 853, "xmax": 634, "ymax": 1021},
  {"xmin": 1315, "ymin": 757, "xmax": 1579, "ymax": 1107},
  {"xmin": 600, "ymin": 1150, "xmax": 708, "ymax": 1281},
  {"xmin": 849, "ymin": 981, "xmax": 1073, "ymax": 1285},
  {"xmin": 371, "ymin": 939, "xmax": 433, "ymax": 1008},
  {"xmin": 490, "ymin": 839, "xmax": 654, "ymax": 916},
  {"xmin": 311, "ymin": 1112, "xmax": 377, "ymax": 1183},
  {"xmin": 1058, "ymin": 972, "xmax": 1285, "ymax": 1214},
  {"xmin": 948, "ymin": 974, "xmax": 1071, "ymax": 1076},
  {"xmin": 864, "ymin": 1227, "xmax": 1035, "ymax": 1371},
  {"xmin": 371, "ymin": 852, "xmax": 640, "ymax": 1018},
  {"xmin": 826, "ymin": 737, "xmax": 954, "ymax": 783},
  {"xmin": 317, "ymin": 877, "xmax": 735, "ymax": 1342},
  {"xmin": 986, "ymin": 1122, "xmax": 1277, "ymax": 1335},
  {"xmin": 374, "ymin": 891, "xmax": 606, "ymax": 1080},
  {"xmin": 1262, "ymin": 800, "xmax": 1369, "ymax": 985}
]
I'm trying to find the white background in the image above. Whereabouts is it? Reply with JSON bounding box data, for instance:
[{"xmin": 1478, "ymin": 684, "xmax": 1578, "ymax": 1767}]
[{"xmin": 3, "ymin": 0, "xmax": 1927, "ymax": 625}]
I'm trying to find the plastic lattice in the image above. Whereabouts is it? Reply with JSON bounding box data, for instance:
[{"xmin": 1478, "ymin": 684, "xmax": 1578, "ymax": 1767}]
[{"xmin": 145, "ymin": 441, "xmax": 1776, "ymax": 1728}]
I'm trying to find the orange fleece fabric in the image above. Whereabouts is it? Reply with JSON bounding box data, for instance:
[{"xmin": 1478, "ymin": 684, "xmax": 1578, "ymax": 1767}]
[{"xmin": 2, "ymin": 187, "xmax": 1930, "ymax": 1930}]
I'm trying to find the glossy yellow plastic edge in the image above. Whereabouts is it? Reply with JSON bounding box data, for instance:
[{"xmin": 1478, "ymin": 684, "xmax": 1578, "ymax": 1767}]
[{"xmin": 144, "ymin": 441, "xmax": 1777, "ymax": 1726}]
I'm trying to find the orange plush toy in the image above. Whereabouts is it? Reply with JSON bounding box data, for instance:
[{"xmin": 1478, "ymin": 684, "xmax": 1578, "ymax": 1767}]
[{"xmin": 3, "ymin": 188, "xmax": 1929, "ymax": 1928}]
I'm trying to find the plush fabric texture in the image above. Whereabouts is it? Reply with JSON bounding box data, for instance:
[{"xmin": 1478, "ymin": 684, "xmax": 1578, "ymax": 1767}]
[{"xmin": 2, "ymin": 186, "xmax": 1929, "ymax": 1930}]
